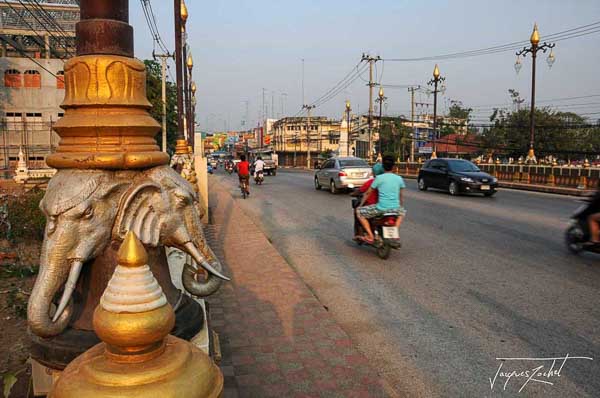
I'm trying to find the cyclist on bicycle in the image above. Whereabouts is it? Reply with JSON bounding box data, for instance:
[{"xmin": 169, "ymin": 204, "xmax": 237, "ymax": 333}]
[{"xmin": 237, "ymin": 154, "xmax": 250, "ymax": 196}]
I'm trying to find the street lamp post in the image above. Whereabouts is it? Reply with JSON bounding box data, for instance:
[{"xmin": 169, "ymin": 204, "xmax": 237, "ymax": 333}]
[
  {"xmin": 345, "ymin": 100, "xmax": 351, "ymax": 157},
  {"xmin": 427, "ymin": 64, "xmax": 445, "ymax": 159},
  {"xmin": 174, "ymin": 0, "xmax": 186, "ymax": 143},
  {"xmin": 375, "ymin": 87, "xmax": 387, "ymax": 160},
  {"xmin": 515, "ymin": 24, "xmax": 556, "ymax": 164}
]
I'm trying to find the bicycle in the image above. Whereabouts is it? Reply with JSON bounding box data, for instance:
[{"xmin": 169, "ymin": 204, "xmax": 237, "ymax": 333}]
[{"xmin": 240, "ymin": 176, "xmax": 249, "ymax": 199}]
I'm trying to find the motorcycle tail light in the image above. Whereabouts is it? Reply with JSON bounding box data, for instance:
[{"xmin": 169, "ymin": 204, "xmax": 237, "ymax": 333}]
[
  {"xmin": 384, "ymin": 217, "xmax": 396, "ymax": 226},
  {"xmin": 338, "ymin": 171, "xmax": 347, "ymax": 177}
]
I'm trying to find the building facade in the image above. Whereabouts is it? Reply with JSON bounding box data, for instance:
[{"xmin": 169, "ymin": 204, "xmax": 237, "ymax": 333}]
[
  {"xmin": 0, "ymin": 0, "xmax": 79, "ymax": 173},
  {"xmin": 272, "ymin": 116, "xmax": 343, "ymax": 166}
]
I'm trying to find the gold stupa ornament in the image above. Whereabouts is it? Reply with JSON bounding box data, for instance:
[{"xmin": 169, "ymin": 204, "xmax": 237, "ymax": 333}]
[
  {"xmin": 46, "ymin": 55, "xmax": 169, "ymax": 170},
  {"xmin": 49, "ymin": 232, "xmax": 223, "ymax": 398}
]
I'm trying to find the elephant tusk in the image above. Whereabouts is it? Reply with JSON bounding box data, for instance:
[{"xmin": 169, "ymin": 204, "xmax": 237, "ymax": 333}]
[
  {"xmin": 184, "ymin": 242, "xmax": 230, "ymax": 281},
  {"xmin": 52, "ymin": 260, "xmax": 83, "ymax": 323}
]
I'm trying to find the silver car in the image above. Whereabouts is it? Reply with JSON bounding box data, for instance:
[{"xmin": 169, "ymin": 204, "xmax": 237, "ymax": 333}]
[{"xmin": 314, "ymin": 157, "xmax": 372, "ymax": 194}]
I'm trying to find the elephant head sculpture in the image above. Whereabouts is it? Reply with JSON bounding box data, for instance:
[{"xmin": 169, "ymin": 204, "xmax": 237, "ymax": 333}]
[{"xmin": 28, "ymin": 165, "xmax": 228, "ymax": 338}]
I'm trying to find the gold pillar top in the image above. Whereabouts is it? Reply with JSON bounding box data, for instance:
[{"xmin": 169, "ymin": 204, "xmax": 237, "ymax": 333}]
[
  {"xmin": 433, "ymin": 64, "xmax": 440, "ymax": 79},
  {"xmin": 47, "ymin": 54, "xmax": 169, "ymax": 170}
]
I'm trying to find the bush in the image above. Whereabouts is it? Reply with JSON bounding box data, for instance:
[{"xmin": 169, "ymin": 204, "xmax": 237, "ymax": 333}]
[{"xmin": 5, "ymin": 188, "xmax": 46, "ymax": 242}]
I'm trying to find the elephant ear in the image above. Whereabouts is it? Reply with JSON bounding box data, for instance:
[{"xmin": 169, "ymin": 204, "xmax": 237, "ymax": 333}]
[{"xmin": 114, "ymin": 181, "xmax": 164, "ymax": 246}]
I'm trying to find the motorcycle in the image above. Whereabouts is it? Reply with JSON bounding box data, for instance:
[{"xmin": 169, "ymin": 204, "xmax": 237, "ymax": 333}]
[
  {"xmin": 225, "ymin": 163, "xmax": 234, "ymax": 174},
  {"xmin": 566, "ymin": 196, "xmax": 600, "ymax": 255},
  {"xmin": 254, "ymin": 170, "xmax": 264, "ymax": 185},
  {"xmin": 350, "ymin": 186, "xmax": 401, "ymax": 259}
]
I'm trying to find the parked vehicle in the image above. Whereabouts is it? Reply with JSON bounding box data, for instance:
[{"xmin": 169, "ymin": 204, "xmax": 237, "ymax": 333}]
[
  {"xmin": 351, "ymin": 189, "xmax": 401, "ymax": 259},
  {"xmin": 255, "ymin": 170, "xmax": 264, "ymax": 185},
  {"xmin": 418, "ymin": 158, "xmax": 498, "ymax": 197},
  {"xmin": 314, "ymin": 157, "xmax": 372, "ymax": 194},
  {"xmin": 566, "ymin": 195, "xmax": 600, "ymax": 255},
  {"xmin": 225, "ymin": 161, "xmax": 234, "ymax": 174}
]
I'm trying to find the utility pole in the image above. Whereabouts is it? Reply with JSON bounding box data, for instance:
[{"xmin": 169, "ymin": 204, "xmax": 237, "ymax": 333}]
[
  {"xmin": 153, "ymin": 52, "xmax": 173, "ymax": 152},
  {"xmin": 271, "ymin": 91, "xmax": 275, "ymax": 119},
  {"xmin": 361, "ymin": 53, "xmax": 381, "ymax": 162},
  {"xmin": 303, "ymin": 104, "xmax": 315, "ymax": 168}
]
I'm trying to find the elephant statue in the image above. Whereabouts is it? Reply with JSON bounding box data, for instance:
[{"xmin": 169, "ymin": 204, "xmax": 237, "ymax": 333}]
[{"xmin": 28, "ymin": 165, "xmax": 228, "ymax": 338}]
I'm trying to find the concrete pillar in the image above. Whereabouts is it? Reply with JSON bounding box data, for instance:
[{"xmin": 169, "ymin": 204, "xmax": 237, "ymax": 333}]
[{"xmin": 194, "ymin": 132, "xmax": 209, "ymax": 223}]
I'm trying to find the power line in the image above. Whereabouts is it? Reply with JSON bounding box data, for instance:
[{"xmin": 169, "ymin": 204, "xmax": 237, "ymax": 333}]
[
  {"xmin": 384, "ymin": 21, "xmax": 600, "ymax": 62},
  {"xmin": 0, "ymin": 34, "xmax": 60, "ymax": 77},
  {"xmin": 292, "ymin": 60, "xmax": 368, "ymax": 116},
  {"xmin": 3, "ymin": 0, "xmax": 74, "ymax": 58},
  {"xmin": 140, "ymin": 0, "xmax": 169, "ymax": 54}
]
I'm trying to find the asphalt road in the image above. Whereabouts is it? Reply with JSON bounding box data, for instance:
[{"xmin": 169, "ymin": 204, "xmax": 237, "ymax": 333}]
[{"xmin": 212, "ymin": 168, "xmax": 599, "ymax": 397}]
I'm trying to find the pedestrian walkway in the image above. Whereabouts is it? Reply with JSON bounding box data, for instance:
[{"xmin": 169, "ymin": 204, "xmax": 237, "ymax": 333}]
[{"xmin": 205, "ymin": 179, "xmax": 397, "ymax": 398}]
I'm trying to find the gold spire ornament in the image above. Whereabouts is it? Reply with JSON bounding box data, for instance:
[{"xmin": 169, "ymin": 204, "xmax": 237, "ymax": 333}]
[
  {"xmin": 49, "ymin": 232, "xmax": 223, "ymax": 398},
  {"xmin": 433, "ymin": 64, "xmax": 440, "ymax": 79},
  {"xmin": 530, "ymin": 23, "xmax": 540, "ymax": 46},
  {"xmin": 181, "ymin": 0, "xmax": 189, "ymax": 24}
]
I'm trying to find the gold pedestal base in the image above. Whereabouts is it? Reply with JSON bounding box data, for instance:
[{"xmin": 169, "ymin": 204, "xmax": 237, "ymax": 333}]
[{"xmin": 50, "ymin": 335, "xmax": 223, "ymax": 398}]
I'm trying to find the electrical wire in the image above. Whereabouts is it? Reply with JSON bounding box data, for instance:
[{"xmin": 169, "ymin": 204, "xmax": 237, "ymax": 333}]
[
  {"xmin": 384, "ymin": 21, "xmax": 600, "ymax": 62},
  {"xmin": 3, "ymin": 0, "xmax": 74, "ymax": 58},
  {"xmin": 0, "ymin": 35, "xmax": 60, "ymax": 77}
]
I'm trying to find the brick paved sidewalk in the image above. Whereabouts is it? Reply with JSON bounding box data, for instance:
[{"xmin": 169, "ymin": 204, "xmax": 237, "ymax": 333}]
[{"xmin": 205, "ymin": 179, "xmax": 398, "ymax": 398}]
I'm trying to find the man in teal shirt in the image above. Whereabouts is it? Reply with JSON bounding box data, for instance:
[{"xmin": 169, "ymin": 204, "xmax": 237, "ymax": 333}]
[{"xmin": 356, "ymin": 155, "xmax": 406, "ymax": 243}]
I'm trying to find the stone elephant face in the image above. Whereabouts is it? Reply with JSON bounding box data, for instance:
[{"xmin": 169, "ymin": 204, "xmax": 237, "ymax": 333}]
[{"xmin": 28, "ymin": 166, "xmax": 227, "ymax": 338}]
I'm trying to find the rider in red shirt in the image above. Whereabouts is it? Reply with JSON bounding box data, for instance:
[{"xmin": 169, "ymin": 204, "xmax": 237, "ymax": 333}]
[
  {"xmin": 353, "ymin": 163, "xmax": 384, "ymax": 239},
  {"xmin": 237, "ymin": 154, "xmax": 250, "ymax": 195}
]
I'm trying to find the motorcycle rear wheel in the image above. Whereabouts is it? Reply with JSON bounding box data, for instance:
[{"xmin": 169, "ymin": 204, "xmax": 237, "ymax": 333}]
[
  {"xmin": 376, "ymin": 244, "xmax": 391, "ymax": 260},
  {"xmin": 566, "ymin": 225, "xmax": 584, "ymax": 254}
]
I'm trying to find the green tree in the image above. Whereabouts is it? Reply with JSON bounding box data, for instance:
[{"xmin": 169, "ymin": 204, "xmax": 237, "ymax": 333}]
[
  {"xmin": 377, "ymin": 117, "xmax": 413, "ymax": 161},
  {"xmin": 439, "ymin": 100, "xmax": 473, "ymax": 137},
  {"xmin": 482, "ymin": 106, "xmax": 600, "ymax": 160},
  {"xmin": 144, "ymin": 60, "xmax": 179, "ymax": 154}
]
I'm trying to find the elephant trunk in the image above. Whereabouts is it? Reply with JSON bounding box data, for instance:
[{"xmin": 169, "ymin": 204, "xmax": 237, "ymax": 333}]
[
  {"xmin": 27, "ymin": 249, "xmax": 76, "ymax": 338},
  {"xmin": 182, "ymin": 242, "xmax": 228, "ymax": 297}
]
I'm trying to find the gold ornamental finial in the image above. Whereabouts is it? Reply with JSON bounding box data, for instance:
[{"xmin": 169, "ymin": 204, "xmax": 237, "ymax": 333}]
[
  {"xmin": 433, "ymin": 64, "xmax": 440, "ymax": 79},
  {"xmin": 346, "ymin": 100, "xmax": 351, "ymax": 110},
  {"xmin": 378, "ymin": 87, "xmax": 384, "ymax": 98},
  {"xmin": 50, "ymin": 232, "xmax": 224, "ymax": 398},
  {"xmin": 187, "ymin": 52, "xmax": 194, "ymax": 70},
  {"xmin": 117, "ymin": 231, "xmax": 148, "ymax": 268},
  {"xmin": 530, "ymin": 23, "xmax": 540, "ymax": 46},
  {"xmin": 181, "ymin": 0, "xmax": 189, "ymax": 24},
  {"xmin": 175, "ymin": 139, "xmax": 189, "ymax": 155},
  {"xmin": 191, "ymin": 81, "xmax": 197, "ymax": 95}
]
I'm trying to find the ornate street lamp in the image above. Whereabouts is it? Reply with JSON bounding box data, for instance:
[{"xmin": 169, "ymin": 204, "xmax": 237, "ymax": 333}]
[
  {"xmin": 427, "ymin": 64, "xmax": 445, "ymax": 159},
  {"xmin": 375, "ymin": 87, "xmax": 387, "ymax": 159},
  {"xmin": 186, "ymin": 51, "xmax": 194, "ymax": 147},
  {"xmin": 515, "ymin": 23, "xmax": 556, "ymax": 163}
]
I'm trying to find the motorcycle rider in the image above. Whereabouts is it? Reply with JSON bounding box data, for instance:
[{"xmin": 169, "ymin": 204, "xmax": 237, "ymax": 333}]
[
  {"xmin": 254, "ymin": 156, "xmax": 265, "ymax": 179},
  {"xmin": 356, "ymin": 155, "xmax": 406, "ymax": 244},
  {"xmin": 353, "ymin": 163, "xmax": 385, "ymax": 240},
  {"xmin": 587, "ymin": 188, "xmax": 600, "ymax": 243}
]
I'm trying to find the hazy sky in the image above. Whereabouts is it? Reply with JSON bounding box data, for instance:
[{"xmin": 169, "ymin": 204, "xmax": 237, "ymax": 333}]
[{"xmin": 130, "ymin": 0, "xmax": 600, "ymax": 132}]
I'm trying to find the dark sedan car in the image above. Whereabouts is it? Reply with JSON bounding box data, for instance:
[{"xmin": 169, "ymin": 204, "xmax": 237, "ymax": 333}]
[{"xmin": 418, "ymin": 158, "xmax": 498, "ymax": 197}]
